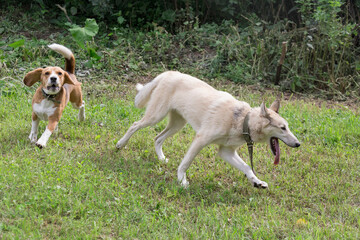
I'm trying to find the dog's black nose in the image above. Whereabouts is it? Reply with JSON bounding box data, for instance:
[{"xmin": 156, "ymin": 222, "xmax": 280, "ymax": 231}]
[
  {"xmin": 294, "ymin": 142, "xmax": 301, "ymax": 147},
  {"xmin": 50, "ymin": 77, "xmax": 57, "ymax": 82}
]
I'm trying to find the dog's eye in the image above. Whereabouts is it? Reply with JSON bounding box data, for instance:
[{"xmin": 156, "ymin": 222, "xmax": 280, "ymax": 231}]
[
  {"xmin": 45, "ymin": 72, "xmax": 50, "ymax": 75},
  {"xmin": 58, "ymin": 72, "xmax": 62, "ymax": 76},
  {"xmin": 281, "ymin": 126, "xmax": 286, "ymax": 130}
]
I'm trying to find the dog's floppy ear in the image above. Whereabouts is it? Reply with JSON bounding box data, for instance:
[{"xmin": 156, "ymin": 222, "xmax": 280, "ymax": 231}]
[
  {"xmin": 63, "ymin": 72, "xmax": 76, "ymax": 85},
  {"xmin": 260, "ymin": 102, "xmax": 270, "ymax": 118},
  {"xmin": 23, "ymin": 68, "xmax": 43, "ymax": 87},
  {"xmin": 269, "ymin": 100, "xmax": 280, "ymax": 113}
]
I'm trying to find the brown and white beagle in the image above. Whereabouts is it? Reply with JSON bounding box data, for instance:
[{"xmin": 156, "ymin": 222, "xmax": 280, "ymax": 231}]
[{"xmin": 23, "ymin": 44, "xmax": 85, "ymax": 148}]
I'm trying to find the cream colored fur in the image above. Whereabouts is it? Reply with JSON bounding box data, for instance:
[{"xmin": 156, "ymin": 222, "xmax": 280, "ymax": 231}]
[
  {"xmin": 116, "ymin": 71, "xmax": 300, "ymax": 188},
  {"xmin": 48, "ymin": 43, "xmax": 73, "ymax": 60}
]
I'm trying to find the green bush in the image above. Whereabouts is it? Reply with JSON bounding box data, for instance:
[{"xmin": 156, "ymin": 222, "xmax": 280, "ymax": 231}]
[{"xmin": 1, "ymin": 0, "xmax": 359, "ymax": 99}]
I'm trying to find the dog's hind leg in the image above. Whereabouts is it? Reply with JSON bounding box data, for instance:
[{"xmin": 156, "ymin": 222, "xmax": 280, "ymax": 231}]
[
  {"xmin": 154, "ymin": 111, "xmax": 186, "ymax": 162},
  {"xmin": 116, "ymin": 120, "xmax": 150, "ymax": 149},
  {"xmin": 67, "ymin": 84, "xmax": 85, "ymax": 121},
  {"xmin": 78, "ymin": 101, "xmax": 85, "ymax": 121},
  {"xmin": 116, "ymin": 102, "xmax": 170, "ymax": 149},
  {"xmin": 218, "ymin": 146, "xmax": 268, "ymax": 188},
  {"xmin": 177, "ymin": 134, "xmax": 210, "ymax": 188},
  {"xmin": 71, "ymin": 101, "xmax": 85, "ymax": 121}
]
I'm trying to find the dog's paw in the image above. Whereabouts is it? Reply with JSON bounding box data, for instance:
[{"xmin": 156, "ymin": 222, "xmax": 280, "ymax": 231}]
[
  {"xmin": 29, "ymin": 133, "xmax": 38, "ymax": 143},
  {"xmin": 253, "ymin": 180, "xmax": 268, "ymax": 189},
  {"xmin": 158, "ymin": 155, "xmax": 168, "ymax": 163},
  {"xmin": 247, "ymin": 176, "xmax": 268, "ymax": 189},
  {"xmin": 35, "ymin": 142, "xmax": 45, "ymax": 149},
  {"xmin": 35, "ymin": 139, "xmax": 47, "ymax": 149},
  {"xmin": 178, "ymin": 174, "xmax": 189, "ymax": 188},
  {"xmin": 116, "ymin": 139, "xmax": 127, "ymax": 149},
  {"xmin": 180, "ymin": 179, "xmax": 189, "ymax": 189}
]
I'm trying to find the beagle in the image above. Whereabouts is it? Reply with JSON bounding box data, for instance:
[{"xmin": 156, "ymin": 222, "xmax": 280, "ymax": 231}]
[{"xmin": 23, "ymin": 44, "xmax": 85, "ymax": 148}]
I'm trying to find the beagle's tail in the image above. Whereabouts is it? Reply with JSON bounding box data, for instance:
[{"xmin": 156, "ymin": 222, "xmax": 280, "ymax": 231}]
[{"xmin": 48, "ymin": 44, "xmax": 75, "ymax": 74}]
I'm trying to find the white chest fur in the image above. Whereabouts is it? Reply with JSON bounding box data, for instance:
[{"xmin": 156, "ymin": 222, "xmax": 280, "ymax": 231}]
[{"xmin": 33, "ymin": 99, "xmax": 56, "ymax": 120}]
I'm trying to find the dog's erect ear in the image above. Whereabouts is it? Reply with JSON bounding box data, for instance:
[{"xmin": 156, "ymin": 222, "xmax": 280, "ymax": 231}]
[
  {"xmin": 269, "ymin": 100, "xmax": 280, "ymax": 113},
  {"xmin": 64, "ymin": 72, "xmax": 76, "ymax": 85},
  {"xmin": 23, "ymin": 68, "xmax": 43, "ymax": 87},
  {"xmin": 260, "ymin": 102, "xmax": 270, "ymax": 118}
]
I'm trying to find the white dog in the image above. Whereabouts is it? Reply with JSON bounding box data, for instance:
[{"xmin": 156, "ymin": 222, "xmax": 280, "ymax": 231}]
[{"xmin": 116, "ymin": 71, "xmax": 300, "ymax": 188}]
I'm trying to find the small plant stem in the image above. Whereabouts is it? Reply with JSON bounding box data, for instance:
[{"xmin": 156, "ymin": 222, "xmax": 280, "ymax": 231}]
[
  {"xmin": 274, "ymin": 41, "xmax": 287, "ymax": 85},
  {"xmin": 55, "ymin": 4, "xmax": 72, "ymax": 24}
]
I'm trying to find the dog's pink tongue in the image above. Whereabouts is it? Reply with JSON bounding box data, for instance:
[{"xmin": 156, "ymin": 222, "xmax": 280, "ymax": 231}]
[{"xmin": 274, "ymin": 138, "xmax": 280, "ymax": 165}]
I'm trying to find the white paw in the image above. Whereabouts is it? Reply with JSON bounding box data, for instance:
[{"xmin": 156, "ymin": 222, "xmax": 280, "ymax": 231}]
[
  {"xmin": 116, "ymin": 140, "xmax": 126, "ymax": 149},
  {"xmin": 252, "ymin": 178, "xmax": 268, "ymax": 189},
  {"xmin": 178, "ymin": 173, "xmax": 189, "ymax": 188},
  {"xmin": 35, "ymin": 128, "xmax": 51, "ymax": 149},
  {"xmin": 180, "ymin": 179, "xmax": 189, "ymax": 188},
  {"xmin": 35, "ymin": 140, "xmax": 46, "ymax": 149},
  {"xmin": 158, "ymin": 155, "xmax": 168, "ymax": 163},
  {"xmin": 29, "ymin": 133, "xmax": 37, "ymax": 143}
]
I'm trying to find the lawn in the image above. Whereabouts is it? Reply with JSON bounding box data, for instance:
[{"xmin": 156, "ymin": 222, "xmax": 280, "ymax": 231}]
[
  {"xmin": 1, "ymin": 70, "xmax": 359, "ymax": 238},
  {"xmin": 0, "ymin": 10, "xmax": 359, "ymax": 239}
]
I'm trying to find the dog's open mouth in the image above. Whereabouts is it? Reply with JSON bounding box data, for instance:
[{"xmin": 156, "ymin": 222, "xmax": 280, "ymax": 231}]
[
  {"xmin": 47, "ymin": 84, "xmax": 60, "ymax": 92},
  {"xmin": 270, "ymin": 137, "xmax": 280, "ymax": 165}
]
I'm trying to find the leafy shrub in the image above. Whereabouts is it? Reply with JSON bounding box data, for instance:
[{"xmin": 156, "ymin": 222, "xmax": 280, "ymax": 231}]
[
  {"xmin": 1, "ymin": 0, "xmax": 359, "ymax": 99},
  {"xmin": 205, "ymin": 0, "xmax": 359, "ymax": 99},
  {"xmin": 67, "ymin": 18, "xmax": 101, "ymax": 68}
]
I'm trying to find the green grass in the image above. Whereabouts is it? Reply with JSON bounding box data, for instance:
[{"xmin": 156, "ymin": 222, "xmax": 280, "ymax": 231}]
[
  {"xmin": 0, "ymin": 77, "xmax": 359, "ymax": 239},
  {"xmin": 0, "ymin": 9, "xmax": 359, "ymax": 238}
]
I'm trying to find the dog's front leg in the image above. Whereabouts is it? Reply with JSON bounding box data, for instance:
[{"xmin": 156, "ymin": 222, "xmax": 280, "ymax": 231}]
[
  {"xmin": 70, "ymin": 101, "xmax": 85, "ymax": 121},
  {"xmin": 178, "ymin": 134, "xmax": 209, "ymax": 188},
  {"xmin": 36, "ymin": 119, "xmax": 58, "ymax": 149},
  {"xmin": 29, "ymin": 113, "xmax": 40, "ymax": 143},
  {"xmin": 218, "ymin": 146, "xmax": 268, "ymax": 189}
]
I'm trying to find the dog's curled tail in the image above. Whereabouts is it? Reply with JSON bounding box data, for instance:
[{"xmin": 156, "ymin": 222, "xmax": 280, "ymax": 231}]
[
  {"xmin": 134, "ymin": 77, "xmax": 160, "ymax": 108},
  {"xmin": 48, "ymin": 43, "xmax": 75, "ymax": 74}
]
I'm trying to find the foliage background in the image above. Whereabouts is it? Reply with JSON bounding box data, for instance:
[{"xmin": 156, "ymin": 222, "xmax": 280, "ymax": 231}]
[{"xmin": 1, "ymin": 0, "xmax": 360, "ymax": 100}]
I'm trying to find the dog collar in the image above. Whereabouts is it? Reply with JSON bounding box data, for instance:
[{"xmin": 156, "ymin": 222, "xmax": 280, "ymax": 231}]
[
  {"xmin": 243, "ymin": 111, "xmax": 255, "ymax": 174},
  {"xmin": 41, "ymin": 88, "xmax": 61, "ymax": 104},
  {"xmin": 242, "ymin": 111, "xmax": 253, "ymax": 145}
]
